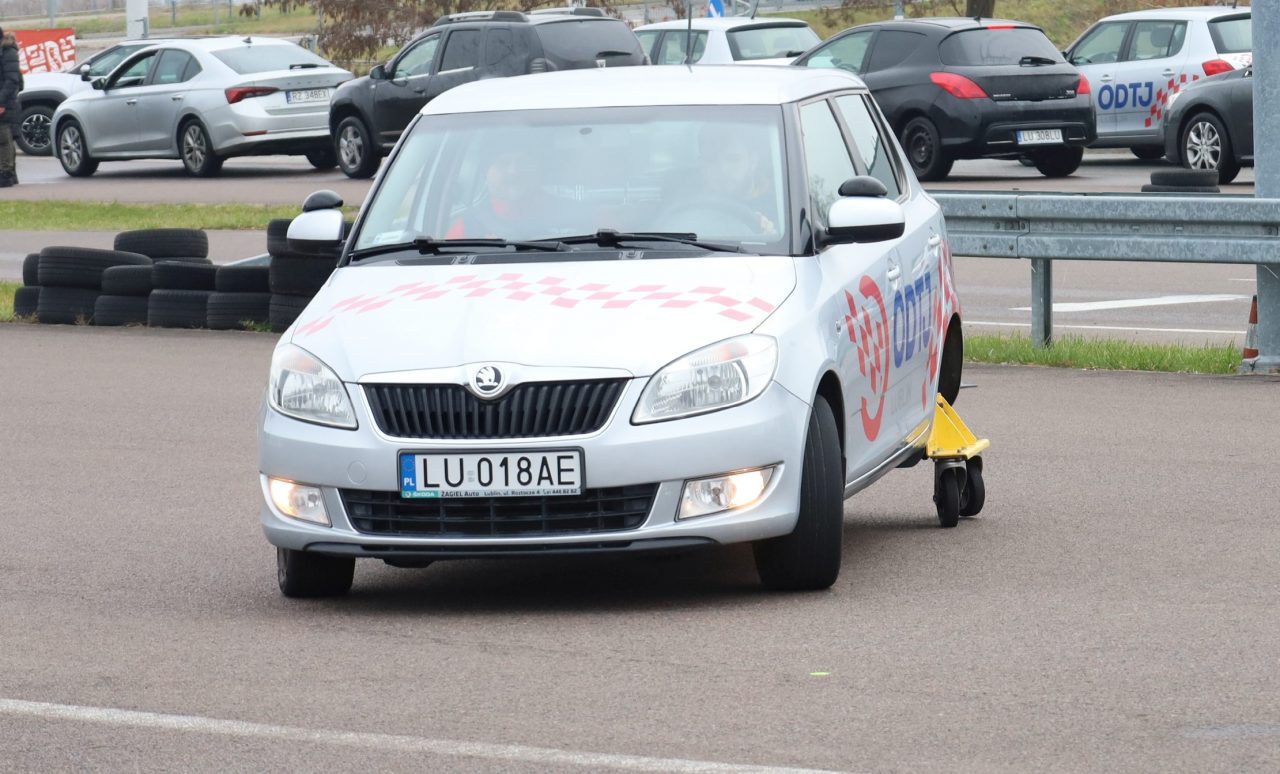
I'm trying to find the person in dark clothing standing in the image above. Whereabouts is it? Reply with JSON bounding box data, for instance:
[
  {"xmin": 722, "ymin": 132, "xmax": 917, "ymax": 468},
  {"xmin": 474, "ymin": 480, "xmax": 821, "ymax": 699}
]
[{"xmin": 0, "ymin": 28, "xmax": 21, "ymax": 188}]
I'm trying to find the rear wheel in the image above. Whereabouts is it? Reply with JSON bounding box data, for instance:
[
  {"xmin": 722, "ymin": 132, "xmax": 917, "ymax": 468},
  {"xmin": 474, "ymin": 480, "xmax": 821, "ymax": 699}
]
[
  {"xmin": 306, "ymin": 147, "xmax": 337, "ymax": 170},
  {"xmin": 1130, "ymin": 146, "xmax": 1164, "ymax": 160},
  {"xmin": 57, "ymin": 120, "xmax": 98, "ymax": 177},
  {"xmin": 180, "ymin": 120, "xmax": 224, "ymax": 177},
  {"xmin": 336, "ymin": 116, "xmax": 379, "ymax": 179},
  {"xmin": 17, "ymin": 104, "xmax": 55, "ymax": 156},
  {"xmin": 277, "ymin": 548, "xmax": 355, "ymax": 598},
  {"xmin": 1181, "ymin": 112, "xmax": 1240, "ymax": 185},
  {"xmin": 1031, "ymin": 146, "xmax": 1083, "ymax": 177},
  {"xmin": 900, "ymin": 117, "xmax": 953, "ymax": 181}
]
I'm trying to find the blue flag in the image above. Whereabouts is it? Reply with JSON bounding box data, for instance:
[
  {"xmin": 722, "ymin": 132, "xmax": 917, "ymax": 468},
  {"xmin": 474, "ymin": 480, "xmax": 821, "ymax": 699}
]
[{"xmin": 707, "ymin": 0, "xmax": 724, "ymax": 17}]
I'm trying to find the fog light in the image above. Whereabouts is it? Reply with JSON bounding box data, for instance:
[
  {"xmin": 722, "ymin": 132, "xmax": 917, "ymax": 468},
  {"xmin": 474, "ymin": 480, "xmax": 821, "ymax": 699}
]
[
  {"xmin": 678, "ymin": 467, "xmax": 775, "ymax": 520},
  {"xmin": 268, "ymin": 478, "xmax": 330, "ymax": 526}
]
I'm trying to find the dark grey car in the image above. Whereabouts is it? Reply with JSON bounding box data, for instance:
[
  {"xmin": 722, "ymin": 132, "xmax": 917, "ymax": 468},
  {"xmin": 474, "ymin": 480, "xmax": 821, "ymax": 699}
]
[{"xmin": 1163, "ymin": 65, "xmax": 1252, "ymax": 184}]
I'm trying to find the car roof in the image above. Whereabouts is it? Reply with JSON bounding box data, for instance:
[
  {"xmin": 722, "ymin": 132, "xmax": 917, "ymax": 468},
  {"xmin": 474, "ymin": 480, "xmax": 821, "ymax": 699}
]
[
  {"xmin": 140, "ymin": 36, "xmax": 303, "ymax": 53},
  {"xmin": 1095, "ymin": 6, "xmax": 1250, "ymax": 22},
  {"xmin": 635, "ymin": 17, "xmax": 811, "ymax": 32},
  {"xmin": 423, "ymin": 65, "xmax": 863, "ymax": 116},
  {"xmin": 853, "ymin": 16, "xmax": 1036, "ymax": 31}
]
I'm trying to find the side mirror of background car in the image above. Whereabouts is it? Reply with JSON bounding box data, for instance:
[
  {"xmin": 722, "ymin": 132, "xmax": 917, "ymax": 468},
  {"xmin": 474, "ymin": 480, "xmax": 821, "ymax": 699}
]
[
  {"xmin": 369, "ymin": 63, "xmax": 386, "ymax": 80},
  {"xmin": 289, "ymin": 190, "xmax": 346, "ymax": 256},
  {"xmin": 824, "ymin": 196, "xmax": 905, "ymax": 246},
  {"xmin": 79, "ymin": 64, "xmax": 92, "ymax": 81}
]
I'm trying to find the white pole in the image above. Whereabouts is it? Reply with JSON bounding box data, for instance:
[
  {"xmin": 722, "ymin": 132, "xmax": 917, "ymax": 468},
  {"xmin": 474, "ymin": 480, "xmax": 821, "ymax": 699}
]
[{"xmin": 125, "ymin": 0, "xmax": 148, "ymax": 38}]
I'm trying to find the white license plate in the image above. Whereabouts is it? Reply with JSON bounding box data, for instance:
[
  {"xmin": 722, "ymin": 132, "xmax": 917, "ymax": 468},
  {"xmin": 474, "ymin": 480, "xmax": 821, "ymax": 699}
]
[
  {"xmin": 285, "ymin": 88, "xmax": 330, "ymax": 104},
  {"xmin": 1017, "ymin": 129, "xmax": 1064, "ymax": 145},
  {"xmin": 399, "ymin": 450, "xmax": 583, "ymax": 499}
]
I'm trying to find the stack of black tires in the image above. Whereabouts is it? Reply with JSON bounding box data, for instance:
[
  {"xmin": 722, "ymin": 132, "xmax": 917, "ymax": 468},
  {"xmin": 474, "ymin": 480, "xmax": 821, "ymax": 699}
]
[
  {"xmin": 1142, "ymin": 168, "xmax": 1220, "ymax": 194},
  {"xmin": 24, "ymin": 246, "xmax": 152, "ymax": 324},
  {"xmin": 265, "ymin": 218, "xmax": 341, "ymax": 332}
]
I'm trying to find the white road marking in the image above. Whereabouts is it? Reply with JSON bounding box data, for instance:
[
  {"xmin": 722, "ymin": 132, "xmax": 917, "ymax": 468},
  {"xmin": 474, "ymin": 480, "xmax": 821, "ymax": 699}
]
[
  {"xmin": 1228, "ymin": 278, "xmax": 1257, "ymax": 283},
  {"xmin": 969, "ymin": 321, "xmax": 1243, "ymax": 336},
  {"xmin": 0, "ymin": 698, "xmax": 850, "ymax": 774},
  {"xmin": 1010, "ymin": 294, "xmax": 1248, "ymax": 313}
]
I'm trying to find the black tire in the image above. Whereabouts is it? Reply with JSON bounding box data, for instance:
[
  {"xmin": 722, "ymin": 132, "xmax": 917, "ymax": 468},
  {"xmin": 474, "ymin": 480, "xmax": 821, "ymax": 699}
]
[
  {"xmin": 56, "ymin": 119, "xmax": 98, "ymax": 177},
  {"xmin": 114, "ymin": 228, "xmax": 209, "ymax": 260},
  {"xmin": 753, "ymin": 396, "xmax": 844, "ymax": 591},
  {"xmin": 179, "ymin": 120, "xmax": 224, "ymax": 177},
  {"xmin": 269, "ymin": 294, "xmax": 311, "ymax": 333},
  {"xmin": 148, "ymin": 289, "xmax": 212, "ymax": 328},
  {"xmin": 93, "ymin": 294, "xmax": 150, "ymax": 326},
  {"xmin": 900, "ymin": 117, "xmax": 953, "ymax": 182},
  {"xmin": 101, "ymin": 265, "xmax": 154, "ymax": 296},
  {"xmin": 935, "ymin": 467, "xmax": 962, "ymax": 529},
  {"xmin": 13, "ymin": 286, "xmax": 40, "ymax": 318},
  {"xmin": 1130, "ymin": 146, "xmax": 1164, "ymax": 160},
  {"xmin": 277, "ymin": 547, "xmax": 355, "ymax": 598},
  {"xmin": 267, "ymin": 219, "xmax": 293, "ymax": 258},
  {"xmin": 22, "ymin": 253, "xmax": 40, "ymax": 286},
  {"xmin": 1150, "ymin": 167, "xmax": 1220, "ymax": 188},
  {"xmin": 1179, "ymin": 112, "xmax": 1241, "ymax": 185},
  {"xmin": 306, "ymin": 147, "xmax": 338, "ymax": 170},
  {"xmin": 336, "ymin": 115, "xmax": 380, "ymax": 179},
  {"xmin": 206, "ymin": 291, "xmax": 271, "ymax": 330},
  {"xmin": 215, "ymin": 264, "xmax": 271, "ymax": 293},
  {"xmin": 959, "ymin": 457, "xmax": 985, "ymax": 518},
  {"xmin": 1140, "ymin": 183, "xmax": 1220, "ymax": 194},
  {"xmin": 270, "ymin": 254, "xmax": 336, "ymax": 296},
  {"xmin": 36, "ymin": 286, "xmax": 100, "ymax": 325},
  {"xmin": 17, "ymin": 104, "xmax": 55, "ymax": 156},
  {"xmin": 38, "ymin": 246, "xmax": 152, "ymax": 289},
  {"xmin": 153, "ymin": 261, "xmax": 218, "ymax": 291},
  {"xmin": 1031, "ymin": 146, "xmax": 1084, "ymax": 178},
  {"xmin": 938, "ymin": 322, "xmax": 963, "ymax": 407}
]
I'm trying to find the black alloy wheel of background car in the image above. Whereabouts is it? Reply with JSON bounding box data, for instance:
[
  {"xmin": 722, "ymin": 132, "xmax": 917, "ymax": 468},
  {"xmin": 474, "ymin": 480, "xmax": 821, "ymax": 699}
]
[{"xmin": 17, "ymin": 105, "xmax": 55, "ymax": 156}]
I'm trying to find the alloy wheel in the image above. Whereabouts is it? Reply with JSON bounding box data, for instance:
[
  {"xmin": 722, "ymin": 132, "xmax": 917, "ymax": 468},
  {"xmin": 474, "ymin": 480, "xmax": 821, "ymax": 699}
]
[
  {"xmin": 22, "ymin": 111, "xmax": 52, "ymax": 153},
  {"xmin": 183, "ymin": 124, "xmax": 207, "ymax": 170},
  {"xmin": 339, "ymin": 124, "xmax": 363, "ymax": 169},
  {"xmin": 1186, "ymin": 120, "xmax": 1221, "ymax": 170},
  {"xmin": 60, "ymin": 125, "xmax": 82, "ymax": 169}
]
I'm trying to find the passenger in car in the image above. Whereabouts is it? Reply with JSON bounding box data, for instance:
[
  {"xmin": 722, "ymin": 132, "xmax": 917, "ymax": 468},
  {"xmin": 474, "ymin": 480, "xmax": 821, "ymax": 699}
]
[{"xmin": 446, "ymin": 147, "xmax": 557, "ymax": 239}]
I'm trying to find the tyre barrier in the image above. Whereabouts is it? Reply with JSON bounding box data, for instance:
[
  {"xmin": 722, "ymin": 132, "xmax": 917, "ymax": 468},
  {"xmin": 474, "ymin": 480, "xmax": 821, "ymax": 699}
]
[
  {"xmin": 269, "ymin": 254, "xmax": 337, "ymax": 296},
  {"xmin": 94, "ymin": 295, "xmax": 150, "ymax": 326},
  {"xmin": 269, "ymin": 294, "xmax": 311, "ymax": 333},
  {"xmin": 101, "ymin": 265, "xmax": 154, "ymax": 296},
  {"xmin": 36, "ymin": 286, "xmax": 101, "ymax": 325},
  {"xmin": 22, "ymin": 253, "xmax": 40, "ymax": 286},
  {"xmin": 207, "ymin": 291, "xmax": 272, "ymax": 330},
  {"xmin": 149, "ymin": 289, "xmax": 213, "ymax": 329},
  {"xmin": 154, "ymin": 261, "xmax": 219, "ymax": 291},
  {"xmin": 13, "ymin": 286, "xmax": 40, "ymax": 318},
  {"xmin": 114, "ymin": 228, "xmax": 210, "ymax": 261},
  {"xmin": 37, "ymin": 246, "xmax": 152, "ymax": 289},
  {"xmin": 215, "ymin": 264, "xmax": 271, "ymax": 294}
]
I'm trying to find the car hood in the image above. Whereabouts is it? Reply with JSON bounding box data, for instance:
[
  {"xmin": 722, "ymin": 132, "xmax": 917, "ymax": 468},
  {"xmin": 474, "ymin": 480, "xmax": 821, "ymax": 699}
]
[
  {"xmin": 20, "ymin": 71, "xmax": 85, "ymax": 95},
  {"xmin": 287, "ymin": 256, "xmax": 796, "ymax": 381}
]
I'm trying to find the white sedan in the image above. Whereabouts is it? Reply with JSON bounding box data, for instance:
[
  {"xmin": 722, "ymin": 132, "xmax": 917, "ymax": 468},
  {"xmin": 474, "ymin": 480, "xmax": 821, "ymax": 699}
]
[
  {"xmin": 634, "ymin": 17, "xmax": 820, "ymax": 65},
  {"xmin": 259, "ymin": 65, "xmax": 967, "ymax": 597}
]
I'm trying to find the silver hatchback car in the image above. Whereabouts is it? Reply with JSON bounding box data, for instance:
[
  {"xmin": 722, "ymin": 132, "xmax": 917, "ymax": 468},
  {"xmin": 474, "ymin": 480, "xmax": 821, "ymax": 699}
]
[
  {"xmin": 52, "ymin": 37, "xmax": 352, "ymax": 177},
  {"xmin": 259, "ymin": 66, "xmax": 965, "ymax": 597}
]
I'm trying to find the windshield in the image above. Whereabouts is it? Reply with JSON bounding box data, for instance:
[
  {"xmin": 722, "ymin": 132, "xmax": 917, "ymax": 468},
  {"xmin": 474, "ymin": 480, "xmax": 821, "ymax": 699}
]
[
  {"xmin": 212, "ymin": 44, "xmax": 333, "ymax": 74},
  {"xmin": 727, "ymin": 25, "xmax": 820, "ymax": 61},
  {"xmin": 939, "ymin": 28, "xmax": 1064, "ymax": 66},
  {"xmin": 354, "ymin": 105, "xmax": 790, "ymax": 255}
]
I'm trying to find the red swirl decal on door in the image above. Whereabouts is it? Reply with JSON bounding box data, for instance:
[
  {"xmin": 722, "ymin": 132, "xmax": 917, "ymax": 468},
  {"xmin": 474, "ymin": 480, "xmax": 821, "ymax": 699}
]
[{"xmin": 844, "ymin": 275, "xmax": 890, "ymax": 442}]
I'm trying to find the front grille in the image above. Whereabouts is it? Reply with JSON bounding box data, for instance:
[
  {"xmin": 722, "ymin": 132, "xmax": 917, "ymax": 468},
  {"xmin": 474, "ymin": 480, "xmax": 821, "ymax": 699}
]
[
  {"xmin": 363, "ymin": 380, "xmax": 627, "ymax": 439},
  {"xmin": 341, "ymin": 484, "xmax": 658, "ymax": 537}
]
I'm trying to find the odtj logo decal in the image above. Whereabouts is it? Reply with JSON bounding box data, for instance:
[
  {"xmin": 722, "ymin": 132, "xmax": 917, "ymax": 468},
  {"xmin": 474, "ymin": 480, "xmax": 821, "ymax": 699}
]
[
  {"xmin": 845, "ymin": 276, "xmax": 890, "ymax": 442},
  {"xmin": 892, "ymin": 273, "xmax": 934, "ymax": 369}
]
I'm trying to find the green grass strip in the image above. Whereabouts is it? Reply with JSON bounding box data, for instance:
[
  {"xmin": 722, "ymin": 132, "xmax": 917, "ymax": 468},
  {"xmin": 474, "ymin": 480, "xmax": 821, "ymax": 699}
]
[
  {"xmin": 967, "ymin": 334, "xmax": 1241, "ymax": 374},
  {"xmin": 0, "ymin": 201, "xmax": 356, "ymax": 232},
  {"xmin": 0, "ymin": 281, "xmax": 18, "ymax": 322}
]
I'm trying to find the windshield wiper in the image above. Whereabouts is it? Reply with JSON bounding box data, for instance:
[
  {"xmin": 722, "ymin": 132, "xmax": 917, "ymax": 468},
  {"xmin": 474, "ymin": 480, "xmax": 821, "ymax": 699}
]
[
  {"xmin": 539, "ymin": 229, "xmax": 745, "ymax": 253},
  {"xmin": 596, "ymin": 50, "xmax": 633, "ymax": 57},
  {"xmin": 413, "ymin": 237, "xmax": 568, "ymax": 254},
  {"xmin": 1019, "ymin": 55, "xmax": 1058, "ymax": 66},
  {"xmin": 289, "ymin": 63, "xmax": 323, "ymax": 69}
]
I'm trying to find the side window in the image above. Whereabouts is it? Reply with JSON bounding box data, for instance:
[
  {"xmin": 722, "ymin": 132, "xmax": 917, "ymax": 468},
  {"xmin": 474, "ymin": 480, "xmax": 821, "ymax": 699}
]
[
  {"xmin": 483, "ymin": 28, "xmax": 523, "ymax": 76},
  {"xmin": 1128, "ymin": 21, "xmax": 1186, "ymax": 61},
  {"xmin": 151, "ymin": 50, "xmax": 197, "ymax": 85},
  {"xmin": 1069, "ymin": 22, "xmax": 1129, "ymax": 65},
  {"xmin": 634, "ymin": 30, "xmax": 659, "ymax": 60},
  {"xmin": 440, "ymin": 29, "xmax": 482, "ymax": 72},
  {"xmin": 803, "ymin": 30, "xmax": 873, "ymax": 74},
  {"xmin": 88, "ymin": 44, "xmax": 145, "ymax": 77},
  {"xmin": 392, "ymin": 35, "xmax": 440, "ymax": 79},
  {"xmin": 799, "ymin": 100, "xmax": 857, "ymax": 230},
  {"xmin": 108, "ymin": 51, "xmax": 158, "ymax": 89},
  {"xmin": 834, "ymin": 94, "xmax": 901, "ymax": 199},
  {"xmin": 657, "ymin": 31, "xmax": 707, "ymax": 65},
  {"xmin": 864, "ymin": 30, "xmax": 925, "ymax": 73}
]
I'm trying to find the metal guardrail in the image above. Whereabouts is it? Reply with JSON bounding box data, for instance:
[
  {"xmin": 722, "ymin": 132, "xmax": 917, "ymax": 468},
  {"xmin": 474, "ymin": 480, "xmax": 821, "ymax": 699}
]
[{"xmin": 933, "ymin": 192, "xmax": 1280, "ymax": 352}]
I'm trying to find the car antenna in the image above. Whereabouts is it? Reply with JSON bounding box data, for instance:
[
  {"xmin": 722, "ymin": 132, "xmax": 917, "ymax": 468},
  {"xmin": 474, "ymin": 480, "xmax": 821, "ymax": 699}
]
[
  {"xmin": 684, "ymin": 0, "xmax": 694, "ymax": 66},
  {"xmin": 749, "ymin": 0, "xmax": 760, "ymax": 19}
]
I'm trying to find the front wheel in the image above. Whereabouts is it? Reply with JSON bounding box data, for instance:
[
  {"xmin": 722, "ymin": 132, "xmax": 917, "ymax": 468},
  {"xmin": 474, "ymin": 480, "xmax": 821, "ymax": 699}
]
[
  {"xmin": 17, "ymin": 104, "xmax": 55, "ymax": 156},
  {"xmin": 180, "ymin": 121, "xmax": 224, "ymax": 177},
  {"xmin": 1181, "ymin": 112, "xmax": 1240, "ymax": 185},
  {"xmin": 335, "ymin": 116, "xmax": 379, "ymax": 179},
  {"xmin": 56, "ymin": 120, "xmax": 98, "ymax": 177},
  {"xmin": 900, "ymin": 117, "xmax": 953, "ymax": 181},
  {"xmin": 753, "ymin": 396, "xmax": 844, "ymax": 591},
  {"xmin": 1031, "ymin": 146, "xmax": 1083, "ymax": 177},
  {"xmin": 276, "ymin": 547, "xmax": 355, "ymax": 598},
  {"xmin": 1130, "ymin": 146, "xmax": 1164, "ymax": 160}
]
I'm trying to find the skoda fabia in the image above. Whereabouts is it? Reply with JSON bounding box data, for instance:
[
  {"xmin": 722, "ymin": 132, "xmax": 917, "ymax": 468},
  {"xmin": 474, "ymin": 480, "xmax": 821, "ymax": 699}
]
[{"xmin": 260, "ymin": 66, "xmax": 966, "ymax": 597}]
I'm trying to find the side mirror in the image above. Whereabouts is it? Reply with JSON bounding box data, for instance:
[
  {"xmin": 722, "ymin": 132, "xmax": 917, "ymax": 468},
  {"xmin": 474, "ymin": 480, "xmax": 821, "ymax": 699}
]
[
  {"xmin": 79, "ymin": 64, "xmax": 92, "ymax": 81},
  {"xmin": 369, "ymin": 63, "xmax": 387, "ymax": 80},
  {"xmin": 288, "ymin": 190, "xmax": 346, "ymax": 256},
  {"xmin": 837, "ymin": 175, "xmax": 888, "ymax": 198},
  {"xmin": 92, "ymin": 79, "xmax": 107, "ymax": 91},
  {"xmin": 824, "ymin": 197, "xmax": 905, "ymax": 245}
]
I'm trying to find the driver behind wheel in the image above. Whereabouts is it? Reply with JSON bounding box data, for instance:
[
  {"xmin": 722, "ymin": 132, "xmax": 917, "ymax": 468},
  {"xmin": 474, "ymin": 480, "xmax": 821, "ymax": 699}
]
[
  {"xmin": 696, "ymin": 130, "xmax": 780, "ymax": 237},
  {"xmin": 446, "ymin": 147, "xmax": 557, "ymax": 239}
]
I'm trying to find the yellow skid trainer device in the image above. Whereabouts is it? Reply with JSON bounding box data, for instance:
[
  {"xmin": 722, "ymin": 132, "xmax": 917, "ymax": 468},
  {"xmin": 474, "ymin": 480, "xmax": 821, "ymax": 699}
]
[{"xmin": 926, "ymin": 394, "xmax": 990, "ymax": 460}]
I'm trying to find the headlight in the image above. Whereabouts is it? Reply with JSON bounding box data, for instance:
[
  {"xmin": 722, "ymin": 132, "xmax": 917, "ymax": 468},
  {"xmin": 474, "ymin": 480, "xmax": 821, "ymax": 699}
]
[
  {"xmin": 633, "ymin": 335, "xmax": 777, "ymax": 424},
  {"xmin": 268, "ymin": 343, "xmax": 357, "ymax": 429}
]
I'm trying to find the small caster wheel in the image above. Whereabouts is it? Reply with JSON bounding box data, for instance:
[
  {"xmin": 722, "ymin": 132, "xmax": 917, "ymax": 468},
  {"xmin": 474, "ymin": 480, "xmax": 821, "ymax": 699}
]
[
  {"xmin": 960, "ymin": 456, "xmax": 985, "ymax": 518},
  {"xmin": 934, "ymin": 465, "xmax": 962, "ymax": 528}
]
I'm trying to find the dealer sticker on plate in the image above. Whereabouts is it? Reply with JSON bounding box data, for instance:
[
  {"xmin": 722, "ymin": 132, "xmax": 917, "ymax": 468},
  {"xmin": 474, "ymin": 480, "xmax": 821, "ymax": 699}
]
[
  {"xmin": 399, "ymin": 450, "xmax": 583, "ymax": 499},
  {"xmin": 1016, "ymin": 129, "xmax": 1063, "ymax": 145}
]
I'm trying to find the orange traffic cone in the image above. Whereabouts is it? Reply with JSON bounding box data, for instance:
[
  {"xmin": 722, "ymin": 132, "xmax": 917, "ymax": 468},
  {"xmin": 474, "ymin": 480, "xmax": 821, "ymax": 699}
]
[{"xmin": 1242, "ymin": 295, "xmax": 1259, "ymax": 359}]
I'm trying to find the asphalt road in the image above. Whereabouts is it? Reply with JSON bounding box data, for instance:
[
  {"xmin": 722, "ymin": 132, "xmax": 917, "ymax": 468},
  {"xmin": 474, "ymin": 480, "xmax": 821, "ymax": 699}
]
[{"xmin": 1, "ymin": 324, "xmax": 1278, "ymax": 773}]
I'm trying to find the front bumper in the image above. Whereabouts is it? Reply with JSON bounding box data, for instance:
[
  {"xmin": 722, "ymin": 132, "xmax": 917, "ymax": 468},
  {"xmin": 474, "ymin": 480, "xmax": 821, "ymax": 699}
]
[
  {"xmin": 930, "ymin": 95, "xmax": 1096, "ymax": 159},
  {"xmin": 259, "ymin": 380, "xmax": 812, "ymax": 555}
]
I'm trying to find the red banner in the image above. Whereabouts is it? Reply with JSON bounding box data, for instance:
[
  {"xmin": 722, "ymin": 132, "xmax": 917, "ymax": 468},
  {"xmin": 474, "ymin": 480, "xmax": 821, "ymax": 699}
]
[{"xmin": 14, "ymin": 29, "xmax": 78, "ymax": 75}]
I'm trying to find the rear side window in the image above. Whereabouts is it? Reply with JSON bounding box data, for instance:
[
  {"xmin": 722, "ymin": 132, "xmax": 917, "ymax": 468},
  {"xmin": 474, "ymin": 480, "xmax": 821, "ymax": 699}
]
[
  {"xmin": 656, "ymin": 31, "xmax": 708, "ymax": 65},
  {"xmin": 484, "ymin": 28, "xmax": 526, "ymax": 76},
  {"xmin": 939, "ymin": 28, "xmax": 1063, "ymax": 66},
  {"xmin": 152, "ymin": 50, "xmax": 198, "ymax": 85},
  {"xmin": 865, "ymin": 30, "xmax": 925, "ymax": 72},
  {"xmin": 440, "ymin": 30, "xmax": 482, "ymax": 71},
  {"xmin": 635, "ymin": 29, "xmax": 659, "ymax": 59},
  {"xmin": 212, "ymin": 44, "xmax": 331, "ymax": 74},
  {"xmin": 1209, "ymin": 15, "xmax": 1251, "ymax": 54},
  {"xmin": 727, "ymin": 25, "xmax": 820, "ymax": 61},
  {"xmin": 1128, "ymin": 21, "xmax": 1186, "ymax": 61},
  {"xmin": 534, "ymin": 20, "xmax": 645, "ymax": 68}
]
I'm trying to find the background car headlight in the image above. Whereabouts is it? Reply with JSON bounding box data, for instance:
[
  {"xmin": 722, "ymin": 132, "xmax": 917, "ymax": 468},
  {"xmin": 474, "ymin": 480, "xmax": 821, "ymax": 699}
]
[
  {"xmin": 268, "ymin": 344, "xmax": 357, "ymax": 429},
  {"xmin": 633, "ymin": 335, "xmax": 777, "ymax": 423}
]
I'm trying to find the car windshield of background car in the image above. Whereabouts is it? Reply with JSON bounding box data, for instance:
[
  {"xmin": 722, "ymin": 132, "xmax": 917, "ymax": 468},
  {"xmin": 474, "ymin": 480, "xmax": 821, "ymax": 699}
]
[
  {"xmin": 85, "ymin": 45, "xmax": 146, "ymax": 76},
  {"xmin": 728, "ymin": 25, "xmax": 820, "ymax": 61},
  {"xmin": 939, "ymin": 28, "xmax": 1064, "ymax": 66},
  {"xmin": 213, "ymin": 44, "xmax": 333, "ymax": 74},
  {"xmin": 354, "ymin": 105, "xmax": 789, "ymax": 255},
  {"xmin": 1210, "ymin": 16, "xmax": 1251, "ymax": 54}
]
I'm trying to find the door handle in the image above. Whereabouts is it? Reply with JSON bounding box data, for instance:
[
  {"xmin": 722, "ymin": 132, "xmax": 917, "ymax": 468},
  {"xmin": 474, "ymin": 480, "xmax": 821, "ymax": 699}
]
[
  {"xmin": 171, "ymin": 94, "xmax": 185, "ymax": 101},
  {"xmin": 125, "ymin": 98, "xmax": 138, "ymax": 105},
  {"xmin": 927, "ymin": 235, "xmax": 942, "ymax": 248},
  {"xmin": 886, "ymin": 266, "xmax": 901, "ymax": 282},
  {"xmin": 1161, "ymin": 70, "xmax": 1175, "ymax": 77},
  {"xmin": 1099, "ymin": 75, "xmax": 1113, "ymax": 83}
]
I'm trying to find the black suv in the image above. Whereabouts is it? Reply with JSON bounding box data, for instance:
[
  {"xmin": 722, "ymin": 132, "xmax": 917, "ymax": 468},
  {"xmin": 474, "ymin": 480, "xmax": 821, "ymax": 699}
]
[
  {"xmin": 793, "ymin": 18, "xmax": 1096, "ymax": 181},
  {"xmin": 329, "ymin": 8, "xmax": 646, "ymax": 178}
]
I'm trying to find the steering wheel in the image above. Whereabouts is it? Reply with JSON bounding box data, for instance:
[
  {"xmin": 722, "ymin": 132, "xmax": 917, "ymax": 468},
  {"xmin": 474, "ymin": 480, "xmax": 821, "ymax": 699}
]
[{"xmin": 654, "ymin": 197, "xmax": 769, "ymax": 235}]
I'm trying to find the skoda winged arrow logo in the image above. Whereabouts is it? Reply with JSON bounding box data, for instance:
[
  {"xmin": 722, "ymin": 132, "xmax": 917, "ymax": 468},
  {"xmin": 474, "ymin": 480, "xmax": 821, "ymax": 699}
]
[{"xmin": 473, "ymin": 365, "xmax": 503, "ymax": 397}]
